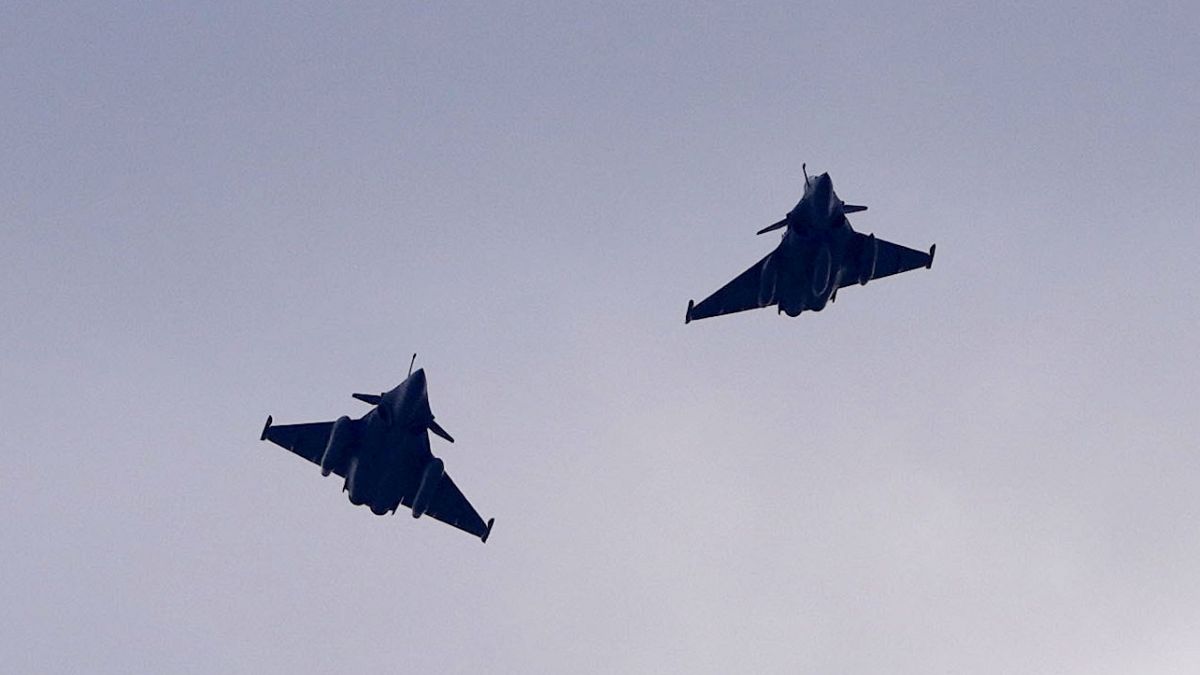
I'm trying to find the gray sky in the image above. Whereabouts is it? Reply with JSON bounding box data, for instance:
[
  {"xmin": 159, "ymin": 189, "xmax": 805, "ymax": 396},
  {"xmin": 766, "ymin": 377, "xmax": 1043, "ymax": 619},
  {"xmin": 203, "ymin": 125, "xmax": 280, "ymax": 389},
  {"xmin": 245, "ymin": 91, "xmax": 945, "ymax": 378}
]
[{"xmin": 3, "ymin": 2, "xmax": 1198, "ymax": 673}]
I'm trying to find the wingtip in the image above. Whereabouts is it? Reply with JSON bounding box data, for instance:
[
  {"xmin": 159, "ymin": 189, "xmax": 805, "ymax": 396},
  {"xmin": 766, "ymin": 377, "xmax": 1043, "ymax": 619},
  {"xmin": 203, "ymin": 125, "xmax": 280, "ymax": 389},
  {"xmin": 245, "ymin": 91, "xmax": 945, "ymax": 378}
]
[
  {"xmin": 260, "ymin": 415, "xmax": 273, "ymax": 441},
  {"xmin": 481, "ymin": 517, "xmax": 495, "ymax": 543},
  {"xmin": 927, "ymin": 244, "xmax": 936, "ymax": 269},
  {"xmin": 685, "ymin": 300, "xmax": 694, "ymax": 324}
]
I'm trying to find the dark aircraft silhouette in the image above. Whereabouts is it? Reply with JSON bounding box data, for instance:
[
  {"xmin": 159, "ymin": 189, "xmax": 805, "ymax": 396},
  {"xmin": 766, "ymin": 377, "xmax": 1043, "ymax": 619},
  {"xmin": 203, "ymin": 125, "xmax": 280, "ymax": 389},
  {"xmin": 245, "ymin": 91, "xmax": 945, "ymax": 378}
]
[
  {"xmin": 686, "ymin": 166, "xmax": 935, "ymax": 322},
  {"xmin": 260, "ymin": 358, "xmax": 495, "ymax": 542}
]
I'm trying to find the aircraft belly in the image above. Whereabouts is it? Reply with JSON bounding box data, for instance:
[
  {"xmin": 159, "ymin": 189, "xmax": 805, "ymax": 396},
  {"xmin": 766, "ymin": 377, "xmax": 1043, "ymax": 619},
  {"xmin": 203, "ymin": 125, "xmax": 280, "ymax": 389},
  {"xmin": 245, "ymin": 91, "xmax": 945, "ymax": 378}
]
[
  {"xmin": 772, "ymin": 246, "xmax": 808, "ymax": 314},
  {"xmin": 343, "ymin": 437, "xmax": 388, "ymax": 508},
  {"xmin": 351, "ymin": 433, "xmax": 430, "ymax": 514},
  {"xmin": 775, "ymin": 271, "xmax": 805, "ymax": 315},
  {"xmin": 773, "ymin": 237, "xmax": 845, "ymax": 314}
]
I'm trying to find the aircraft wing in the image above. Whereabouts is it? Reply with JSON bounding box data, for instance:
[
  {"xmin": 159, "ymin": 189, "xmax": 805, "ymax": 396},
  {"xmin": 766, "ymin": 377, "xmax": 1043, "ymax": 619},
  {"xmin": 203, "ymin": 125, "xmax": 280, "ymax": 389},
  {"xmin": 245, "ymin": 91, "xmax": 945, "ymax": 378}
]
[
  {"xmin": 399, "ymin": 472, "xmax": 493, "ymax": 541},
  {"xmin": 840, "ymin": 234, "xmax": 934, "ymax": 288},
  {"xmin": 261, "ymin": 419, "xmax": 343, "ymax": 477},
  {"xmin": 686, "ymin": 252, "xmax": 773, "ymax": 322}
]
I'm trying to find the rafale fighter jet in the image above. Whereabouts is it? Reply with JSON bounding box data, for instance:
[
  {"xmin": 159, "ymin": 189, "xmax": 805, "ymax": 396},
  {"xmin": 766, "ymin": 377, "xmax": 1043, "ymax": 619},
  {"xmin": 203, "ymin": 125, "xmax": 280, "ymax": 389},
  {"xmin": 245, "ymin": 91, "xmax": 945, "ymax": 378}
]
[
  {"xmin": 686, "ymin": 166, "xmax": 935, "ymax": 322},
  {"xmin": 260, "ymin": 358, "xmax": 495, "ymax": 542}
]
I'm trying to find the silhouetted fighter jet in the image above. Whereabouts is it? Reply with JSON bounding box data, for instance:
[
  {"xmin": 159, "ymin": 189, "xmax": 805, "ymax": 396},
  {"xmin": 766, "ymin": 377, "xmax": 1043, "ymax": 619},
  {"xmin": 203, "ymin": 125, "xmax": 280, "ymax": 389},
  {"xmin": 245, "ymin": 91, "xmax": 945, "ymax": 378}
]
[
  {"xmin": 686, "ymin": 166, "xmax": 935, "ymax": 322},
  {"xmin": 260, "ymin": 358, "xmax": 494, "ymax": 542}
]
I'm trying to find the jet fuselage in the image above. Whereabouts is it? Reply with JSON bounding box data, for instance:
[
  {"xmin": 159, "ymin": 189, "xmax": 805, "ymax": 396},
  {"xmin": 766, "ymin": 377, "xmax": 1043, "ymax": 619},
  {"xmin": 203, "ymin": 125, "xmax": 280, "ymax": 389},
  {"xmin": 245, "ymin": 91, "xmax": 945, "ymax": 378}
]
[
  {"xmin": 343, "ymin": 369, "xmax": 440, "ymax": 515},
  {"xmin": 769, "ymin": 172, "xmax": 856, "ymax": 315}
]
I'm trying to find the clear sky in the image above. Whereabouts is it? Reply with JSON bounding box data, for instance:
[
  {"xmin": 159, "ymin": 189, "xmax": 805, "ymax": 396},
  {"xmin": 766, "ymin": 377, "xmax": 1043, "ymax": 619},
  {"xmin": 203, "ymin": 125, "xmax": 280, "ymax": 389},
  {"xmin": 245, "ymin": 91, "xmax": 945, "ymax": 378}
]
[{"xmin": 2, "ymin": 2, "xmax": 1198, "ymax": 673}]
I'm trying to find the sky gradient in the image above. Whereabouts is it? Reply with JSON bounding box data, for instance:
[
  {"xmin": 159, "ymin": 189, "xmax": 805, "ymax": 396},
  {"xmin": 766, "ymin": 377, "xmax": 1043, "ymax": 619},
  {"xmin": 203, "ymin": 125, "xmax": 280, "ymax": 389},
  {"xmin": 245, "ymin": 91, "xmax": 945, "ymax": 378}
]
[{"xmin": 3, "ymin": 2, "xmax": 1199, "ymax": 673}]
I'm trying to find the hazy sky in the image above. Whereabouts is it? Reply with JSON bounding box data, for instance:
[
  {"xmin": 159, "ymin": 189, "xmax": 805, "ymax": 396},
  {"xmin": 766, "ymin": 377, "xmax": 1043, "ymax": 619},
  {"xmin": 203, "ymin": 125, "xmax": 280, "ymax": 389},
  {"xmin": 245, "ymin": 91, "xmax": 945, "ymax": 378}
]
[{"xmin": 3, "ymin": 2, "xmax": 1198, "ymax": 673}]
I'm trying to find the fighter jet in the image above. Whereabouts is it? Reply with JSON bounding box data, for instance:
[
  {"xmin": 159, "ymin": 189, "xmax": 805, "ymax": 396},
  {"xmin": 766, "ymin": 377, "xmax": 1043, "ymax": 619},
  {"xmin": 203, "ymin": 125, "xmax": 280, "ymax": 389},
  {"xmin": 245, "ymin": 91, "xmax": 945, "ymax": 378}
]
[
  {"xmin": 686, "ymin": 166, "xmax": 935, "ymax": 322},
  {"xmin": 260, "ymin": 357, "xmax": 495, "ymax": 542}
]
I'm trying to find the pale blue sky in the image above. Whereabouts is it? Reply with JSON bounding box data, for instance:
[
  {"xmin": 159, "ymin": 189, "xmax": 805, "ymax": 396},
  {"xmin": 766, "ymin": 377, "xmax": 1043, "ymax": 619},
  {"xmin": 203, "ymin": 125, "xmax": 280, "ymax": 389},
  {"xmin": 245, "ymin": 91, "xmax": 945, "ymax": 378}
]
[{"xmin": 2, "ymin": 2, "xmax": 1198, "ymax": 673}]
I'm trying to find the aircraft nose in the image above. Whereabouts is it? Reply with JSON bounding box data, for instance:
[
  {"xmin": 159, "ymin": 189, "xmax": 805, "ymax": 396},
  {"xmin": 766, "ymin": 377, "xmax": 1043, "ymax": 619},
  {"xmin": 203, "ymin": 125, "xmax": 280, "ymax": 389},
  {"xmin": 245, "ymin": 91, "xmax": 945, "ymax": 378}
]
[
  {"xmin": 815, "ymin": 173, "xmax": 832, "ymax": 196},
  {"xmin": 409, "ymin": 368, "xmax": 426, "ymax": 388},
  {"xmin": 812, "ymin": 174, "xmax": 834, "ymax": 213}
]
